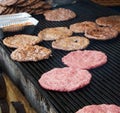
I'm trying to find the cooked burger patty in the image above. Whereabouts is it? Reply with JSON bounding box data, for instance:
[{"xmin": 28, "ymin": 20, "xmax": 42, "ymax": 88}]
[
  {"xmin": 0, "ymin": 0, "xmax": 17, "ymax": 6},
  {"xmin": 3, "ymin": 34, "xmax": 43, "ymax": 48},
  {"xmin": 112, "ymin": 23, "xmax": 120, "ymax": 33},
  {"xmin": 43, "ymin": 8, "xmax": 76, "ymax": 21},
  {"xmin": 10, "ymin": 45, "xmax": 52, "ymax": 62},
  {"xmin": 85, "ymin": 27, "xmax": 118, "ymax": 40},
  {"xmin": 0, "ymin": 6, "xmax": 6, "ymax": 14},
  {"xmin": 62, "ymin": 50, "xmax": 107, "ymax": 69},
  {"xmin": 39, "ymin": 67, "xmax": 92, "ymax": 92},
  {"xmin": 52, "ymin": 36, "xmax": 90, "ymax": 51},
  {"xmin": 70, "ymin": 21, "xmax": 97, "ymax": 33},
  {"xmin": 96, "ymin": 15, "xmax": 120, "ymax": 27},
  {"xmin": 38, "ymin": 27, "xmax": 73, "ymax": 41}
]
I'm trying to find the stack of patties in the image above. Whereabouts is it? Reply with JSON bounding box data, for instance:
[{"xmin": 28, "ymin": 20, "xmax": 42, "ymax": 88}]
[
  {"xmin": 0, "ymin": 0, "xmax": 51, "ymax": 15},
  {"xmin": 3, "ymin": 34, "xmax": 52, "ymax": 62}
]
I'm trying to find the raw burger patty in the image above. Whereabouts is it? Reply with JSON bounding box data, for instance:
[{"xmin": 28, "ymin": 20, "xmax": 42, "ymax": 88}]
[
  {"xmin": 52, "ymin": 36, "xmax": 90, "ymax": 51},
  {"xmin": 3, "ymin": 34, "xmax": 43, "ymax": 48},
  {"xmin": 70, "ymin": 21, "xmax": 97, "ymax": 33},
  {"xmin": 85, "ymin": 27, "xmax": 118, "ymax": 40},
  {"xmin": 39, "ymin": 67, "xmax": 92, "ymax": 92},
  {"xmin": 62, "ymin": 50, "xmax": 107, "ymax": 69},
  {"xmin": 11, "ymin": 45, "xmax": 52, "ymax": 62},
  {"xmin": 38, "ymin": 27, "xmax": 73, "ymax": 41},
  {"xmin": 43, "ymin": 8, "xmax": 76, "ymax": 21},
  {"xmin": 76, "ymin": 104, "xmax": 120, "ymax": 113}
]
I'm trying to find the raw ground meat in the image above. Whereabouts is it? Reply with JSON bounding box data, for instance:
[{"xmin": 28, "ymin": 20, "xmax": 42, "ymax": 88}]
[
  {"xmin": 62, "ymin": 50, "xmax": 107, "ymax": 69},
  {"xmin": 76, "ymin": 104, "xmax": 120, "ymax": 113},
  {"xmin": 39, "ymin": 67, "xmax": 92, "ymax": 92}
]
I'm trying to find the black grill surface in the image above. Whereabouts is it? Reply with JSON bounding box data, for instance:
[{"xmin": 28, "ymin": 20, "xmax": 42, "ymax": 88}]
[{"xmin": 0, "ymin": 0, "xmax": 120, "ymax": 113}]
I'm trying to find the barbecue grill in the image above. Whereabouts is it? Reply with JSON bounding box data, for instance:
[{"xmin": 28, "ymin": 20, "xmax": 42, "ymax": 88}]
[{"xmin": 0, "ymin": 0, "xmax": 120, "ymax": 113}]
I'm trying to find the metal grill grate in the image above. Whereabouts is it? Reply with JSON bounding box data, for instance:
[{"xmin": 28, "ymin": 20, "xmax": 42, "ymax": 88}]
[{"xmin": 0, "ymin": 0, "xmax": 120, "ymax": 113}]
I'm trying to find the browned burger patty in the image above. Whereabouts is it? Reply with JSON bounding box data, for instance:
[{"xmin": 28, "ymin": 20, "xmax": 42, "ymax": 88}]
[
  {"xmin": 43, "ymin": 8, "xmax": 76, "ymax": 21},
  {"xmin": 108, "ymin": 15, "xmax": 120, "ymax": 21},
  {"xmin": 27, "ymin": 1, "xmax": 46, "ymax": 9},
  {"xmin": 52, "ymin": 36, "xmax": 90, "ymax": 51},
  {"xmin": 0, "ymin": 0, "xmax": 17, "ymax": 6},
  {"xmin": 3, "ymin": 34, "xmax": 43, "ymax": 48},
  {"xmin": 96, "ymin": 15, "xmax": 120, "ymax": 27},
  {"xmin": 85, "ymin": 27, "xmax": 118, "ymax": 40},
  {"xmin": 112, "ymin": 23, "xmax": 120, "ymax": 33},
  {"xmin": 16, "ymin": 0, "xmax": 36, "ymax": 7},
  {"xmin": 14, "ymin": 0, "xmax": 25, "ymax": 5},
  {"xmin": 10, "ymin": 45, "xmax": 52, "ymax": 62},
  {"xmin": 70, "ymin": 21, "xmax": 97, "ymax": 33},
  {"xmin": 38, "ymin": 27, "xmax": 73, "ymax": 41},
  {"xmin": 0, "ymin": 5, "xmax": 6, "ymax": 14}
]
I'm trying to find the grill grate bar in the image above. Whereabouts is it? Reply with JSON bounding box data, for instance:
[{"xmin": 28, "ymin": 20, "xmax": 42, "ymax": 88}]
[
  {"xmin": 94, "ymin": 71, "xmax": 120, "ymax": 93},
  {"xmin": 47, "ymin": 92, "xmax": 75, "ymax": 113},
  {"xmin": 91, "ymin": 72, "xmax": 120, "ymax": 102}
]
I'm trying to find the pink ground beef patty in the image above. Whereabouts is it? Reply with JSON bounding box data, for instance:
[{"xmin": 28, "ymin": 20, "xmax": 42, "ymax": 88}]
[
  {"xmin": 39, "ymin": 67, "xmax": 92, "ymax": 92},
  {"xmin": 62, "ymin": 50, "xmax": 107, "ymax": 70},
  {"xmin": 76, "ymin": 104, "xmax": 120, "ymax": 113}
]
